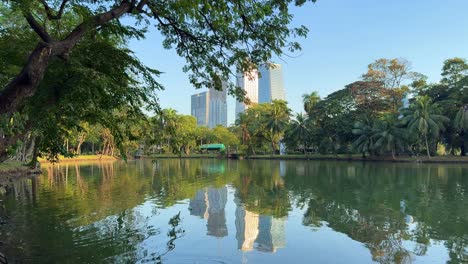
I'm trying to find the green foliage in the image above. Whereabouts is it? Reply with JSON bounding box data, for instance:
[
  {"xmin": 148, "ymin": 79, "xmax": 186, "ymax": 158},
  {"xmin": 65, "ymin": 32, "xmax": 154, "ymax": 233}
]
[
  {"xmin": 283, "ymin": 57, "xmax": 466, "ymax": 158},
  {"xmin": 401, "ymin": 96, "xmax": 449, "ymax": 157},
  {"xmin": 235, "ymin": 100, "xmax": 291, "ymax": 155}
]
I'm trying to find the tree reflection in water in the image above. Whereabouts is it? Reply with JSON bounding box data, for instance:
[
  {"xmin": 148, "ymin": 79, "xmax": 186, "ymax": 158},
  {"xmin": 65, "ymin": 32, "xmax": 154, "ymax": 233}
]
[
  {"xmin": 285, "ymin": 161, "xmax": 468, "ymax": 264},
  {"xmin": 0, "ymin": 159, "xmax": 466, "ymax": 263}
]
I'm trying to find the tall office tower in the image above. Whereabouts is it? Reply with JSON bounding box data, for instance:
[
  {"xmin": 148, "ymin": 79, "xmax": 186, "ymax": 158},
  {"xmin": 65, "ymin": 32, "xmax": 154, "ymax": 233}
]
[
  {"xmin": 235, "ymin": 70, "xmax": 259, "ymax": 118},
  {"xmin": 191, "ymin": 85, "xmax": 228, "ymax": 128},
  {"xmin": 208, "ymin": 85, "xmax": 228, "ymax": 128},
  {"xmin": 258, "ymin": 63, "xmax": 286, "ymax": 103},
  {"xmin": 191, "ymin": 91, "xmax": 209, "ymax": 127}
]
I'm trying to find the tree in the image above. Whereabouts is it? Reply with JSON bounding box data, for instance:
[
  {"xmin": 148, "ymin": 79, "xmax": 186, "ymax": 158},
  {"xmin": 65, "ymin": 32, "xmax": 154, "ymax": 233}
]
[
  {"xmin": 0, "ymin": 5, "xmax": 162, "ymax": 163},
  {"xmin": 286, "ymin": 113, "xmax": 310, "ymax": 154},
  {"xmin": 265, "ymin": 100, "xmax": 292, "ymax": 153},
  {"xmin": 302, "ymin": 91, "xmax": 320, "ymax": 115},
  {"xmin": 351, "ymin": 119, "xmax": 374, "ymax": 158},
  {"xmin": 441, "ymin": 58, "xmax": 468, "ymax": 88},
  {"xmin": 361, "ymin": 58, "xmax": 417, "ymax": 89},
  {"xmin": 454, "ymin": 105, "xmax": 468, "ymax": 156},
  {"xmin": 401, "ymin": 96, "xmax": 449, "ymax": 158},
  {"xmin": 210, "ymin": 126, "xmax": 239, "ymax": 154},
  {"xmin": 372, "ymin": 114, "xmax": 405, "ymax": 159},
  {"xmin": 0, "ymin": 0, "xmax": 315, "ymax": 115}
]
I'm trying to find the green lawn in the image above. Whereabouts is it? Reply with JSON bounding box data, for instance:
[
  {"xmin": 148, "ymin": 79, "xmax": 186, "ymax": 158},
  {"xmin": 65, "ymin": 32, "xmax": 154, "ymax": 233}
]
[
  {"xmin": 148, "ymin": 153, "xmax": 219, "ymax": 158},
  {"xmin": 38, "ymin": 155, "xmax": 116, "ymax": 163},
  {"xmin": 0, "ymin": 161, "xmax": 29, "ymax": 174}
]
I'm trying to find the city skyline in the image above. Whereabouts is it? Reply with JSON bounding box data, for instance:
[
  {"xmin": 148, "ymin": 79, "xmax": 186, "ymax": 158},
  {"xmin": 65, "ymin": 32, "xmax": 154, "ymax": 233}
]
[{"xmin": 127, "ymin": 0, "xmax": 468, "ymax": 125}]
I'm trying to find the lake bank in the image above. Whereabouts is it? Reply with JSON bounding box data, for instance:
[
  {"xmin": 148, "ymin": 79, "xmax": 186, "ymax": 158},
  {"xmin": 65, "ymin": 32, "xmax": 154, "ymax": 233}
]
[
  {"xmin": 38, "ymin": 155, "xmax": 117, "ymax": 163},
  {"xmin": 0, "ymin": 161, "xmax": 40, "ymax": 177},
  {"xmin": 148, "ymin": 153, "xmax": 468, "ymax": 163},
  {"xmin": 246, "ymin": 154, "xmax": 468, "ymax": 163},
  {"xmin": 0, "ymin": 155, "xmax": 116, "ymax": 179}
]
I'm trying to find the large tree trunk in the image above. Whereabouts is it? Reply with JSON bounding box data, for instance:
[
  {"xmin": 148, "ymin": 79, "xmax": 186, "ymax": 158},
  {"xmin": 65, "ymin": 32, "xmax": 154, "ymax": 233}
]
[
  {"xmin": 0, "ymin": 1, "xmax": 132, "ymax": 115},
  {"xmin": 0, "ymin": 2, "xmax": 135, "ymax": 164},
  {"xmin": 0, "ymin": 43, "xmax": 54, "ymax": 114}
]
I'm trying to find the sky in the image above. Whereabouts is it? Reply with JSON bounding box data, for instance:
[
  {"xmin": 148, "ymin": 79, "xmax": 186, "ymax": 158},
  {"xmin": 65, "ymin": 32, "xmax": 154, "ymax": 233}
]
[{"xmin": 127, "ymin": 0, "xmax": 468, "ymax": 125}]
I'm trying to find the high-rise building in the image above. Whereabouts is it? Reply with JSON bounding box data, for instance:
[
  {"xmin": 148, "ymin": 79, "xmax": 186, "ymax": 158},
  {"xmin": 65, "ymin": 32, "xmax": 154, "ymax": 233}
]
[
  {"xmin": 191, "ymin": 91, "xmax": 209, "ymax": 127},
  {"xmin": 235, "ymin": 70, "xmax": 259, "ymax": 118},
  {"xmin": 191, "ymin": 86, "xmax": 227, "ymax": 128},
  {"xmin": 208, "ymin": 85, "xmax": 228, "ymax": 128},
  {"xmin": 258, "ymin": 63, "xmax": 286, "ymax": 103}
]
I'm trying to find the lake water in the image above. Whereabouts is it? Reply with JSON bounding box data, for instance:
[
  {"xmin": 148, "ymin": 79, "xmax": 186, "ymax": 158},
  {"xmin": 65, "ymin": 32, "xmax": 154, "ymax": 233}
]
[{"xmin": 0, "ymin": 159, "xmax": 467, "ymax": 263}]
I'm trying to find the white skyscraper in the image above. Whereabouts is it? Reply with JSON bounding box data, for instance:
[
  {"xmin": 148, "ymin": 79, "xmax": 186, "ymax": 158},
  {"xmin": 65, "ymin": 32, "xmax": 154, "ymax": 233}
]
[
  {"xmin": 259, "ymin": 63, "xmax": 286, "ymax": 103},
  {"xmin": 191, "ymin": 85, "xmax": 227, "ymax": 128},
  {"xmin": 235, "ymin": 70, "xmax": 259, "ymax": 118}
]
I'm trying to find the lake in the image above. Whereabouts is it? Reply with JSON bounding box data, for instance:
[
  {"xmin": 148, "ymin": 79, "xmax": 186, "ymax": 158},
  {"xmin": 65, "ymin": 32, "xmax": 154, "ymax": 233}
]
[{"xmin": 0, "ymin": 159, "xmax": 467, "ymax": 263}]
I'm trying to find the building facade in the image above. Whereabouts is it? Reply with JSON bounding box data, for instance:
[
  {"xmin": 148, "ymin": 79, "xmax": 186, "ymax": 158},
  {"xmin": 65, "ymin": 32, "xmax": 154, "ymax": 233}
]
[
  {"xmin": 258, "ymin": 63, "xmax": 286, "ymax": 103},
  {"xmin": 191, "ymin": 91, "xmax": 209, "ymax": 127},
  {"xmin": 235, "ymin": 70, "xmax": 259, "ymax": 118},
  {"xmin": 191, "ymin": 86, "xmax": 227, "ymax": 128},
  {"xmin": 208, "ymin": 85, "xmax": 228, "ymax": 128}
]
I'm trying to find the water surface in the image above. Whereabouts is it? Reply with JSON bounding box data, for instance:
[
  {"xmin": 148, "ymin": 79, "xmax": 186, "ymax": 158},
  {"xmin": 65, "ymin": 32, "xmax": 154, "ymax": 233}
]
[{"xmin": 0, "ymin": 159, "xmax": 467, "ymax": 263}]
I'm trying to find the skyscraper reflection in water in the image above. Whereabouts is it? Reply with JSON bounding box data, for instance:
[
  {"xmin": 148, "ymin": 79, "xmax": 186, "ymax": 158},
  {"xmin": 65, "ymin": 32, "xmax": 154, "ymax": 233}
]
[
  {"xmin": 235, "ymin": 197, "xmax": 259, "ymax": 251},
  {"xmin": 188, "ymin": 187, "xmax": 228, "ymax": 238},
  {"xmin": 234, "ymin": 197, "xmax": 286, "ymax": 253}
]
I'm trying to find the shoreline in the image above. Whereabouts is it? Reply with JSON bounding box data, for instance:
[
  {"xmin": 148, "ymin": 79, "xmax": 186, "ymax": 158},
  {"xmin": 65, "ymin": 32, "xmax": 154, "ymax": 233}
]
[
  {"xmin": 149, "ymin": 154, "xmax": 468, "ymax": 164},
  {"xmin": 38, "ymin": 155, "xmax": 117, "ymax": 164},
  {"xmin": 244, "ymin": 155, "xmax": 468, "ymax": 164}
]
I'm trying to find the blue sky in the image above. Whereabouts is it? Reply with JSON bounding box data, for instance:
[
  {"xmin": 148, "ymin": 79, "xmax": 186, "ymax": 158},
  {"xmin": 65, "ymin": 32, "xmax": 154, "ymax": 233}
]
[{"xmin": 127, "ymin": 0, "xmax": 468, "ymax": 125}]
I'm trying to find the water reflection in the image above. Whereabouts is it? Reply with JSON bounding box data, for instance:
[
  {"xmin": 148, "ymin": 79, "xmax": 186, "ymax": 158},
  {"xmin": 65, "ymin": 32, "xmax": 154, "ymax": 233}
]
[
  {"xmin": 189, "ymin": 187, "xmax": 228, "ymax": 238},
  {"xmin": 0, "ymin": 160, "xmax": 466, "ymax": 263}
]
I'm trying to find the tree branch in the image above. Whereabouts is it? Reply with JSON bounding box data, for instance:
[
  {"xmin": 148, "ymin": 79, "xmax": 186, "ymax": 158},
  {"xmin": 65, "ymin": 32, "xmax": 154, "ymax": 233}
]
[
  {"xmin": 40, "ymin": 0, "xmax": 69, "ymax": 20},
  {"xmin": 136, "ymin": 0, "xmax": 148, "ymax": 12},
  {"xmin": 58, "ymin": 1, "xmax": 133, "ymax": 54},
  {"xmin": 24, "ymin": 12, "xmax": 53, "ymax": 42}
]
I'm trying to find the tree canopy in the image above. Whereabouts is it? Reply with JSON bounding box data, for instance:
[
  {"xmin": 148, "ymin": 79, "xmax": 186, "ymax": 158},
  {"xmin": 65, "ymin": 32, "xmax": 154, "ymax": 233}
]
[{"xmin": 0, "ymin": 0, "xmax": 315, "ymax": 163}]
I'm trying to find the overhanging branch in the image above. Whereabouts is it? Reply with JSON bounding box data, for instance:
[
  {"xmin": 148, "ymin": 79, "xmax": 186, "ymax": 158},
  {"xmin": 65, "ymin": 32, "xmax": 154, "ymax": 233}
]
[{"xmin": 24, "ymin": 12, "xmax": 53, "ymax": 42}]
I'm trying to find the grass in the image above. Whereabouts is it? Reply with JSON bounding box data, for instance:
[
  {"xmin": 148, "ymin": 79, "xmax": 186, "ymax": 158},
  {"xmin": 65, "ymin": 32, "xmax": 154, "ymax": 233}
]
[
  {"xmin": 0, "ymin": 161, "xmax": 31, "ymax": 175},
  {"xmin": 0, "ymin": 161, "xmax": 26, "ymax": 171},
  {"xmin": 148, "ymin": 153, "xmax": 219, "ymax": 159},
  {"xmin": 38, "ymin": 155, "xmax": 117, "ymax": 163}
]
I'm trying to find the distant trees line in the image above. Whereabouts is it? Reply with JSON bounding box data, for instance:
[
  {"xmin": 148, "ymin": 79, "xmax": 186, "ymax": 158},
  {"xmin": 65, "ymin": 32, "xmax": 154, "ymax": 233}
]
[
  {"xmin": 2, "ymin": 57, "xmax": 467, "ymax": 163},
  {"xmin": 285, "ymin": 58, "xmax": 467, "ymax": 158}
]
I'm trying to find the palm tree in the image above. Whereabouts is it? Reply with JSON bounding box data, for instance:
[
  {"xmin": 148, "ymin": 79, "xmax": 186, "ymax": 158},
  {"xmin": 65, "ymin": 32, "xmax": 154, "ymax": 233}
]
[
  {"xmin": 401, "ymin": 96, "xmax": 449, "ymax": 158},
  {"xmin": 352, "ymin": 119, "xmax": 374, "ymax": 158},
  {"xmin": 288, "ymin": 113, "xmax": 310, "ymax": 154},
  {"xmin": 302, "ymin": 91, "xmax": 320, "ymax": 115},
  {"xmin": 454, "ymin": 104, "xmax": 468, "ymax": 156},
  {"xmin": 265, "ymin": 100, "xmax": 291, "ymax": 153},
  {"xmin": 372, "ymin": 114, "xmax": 405, "ymax": 159}
]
